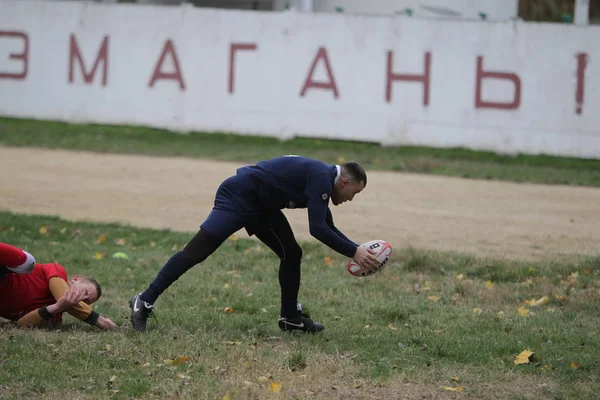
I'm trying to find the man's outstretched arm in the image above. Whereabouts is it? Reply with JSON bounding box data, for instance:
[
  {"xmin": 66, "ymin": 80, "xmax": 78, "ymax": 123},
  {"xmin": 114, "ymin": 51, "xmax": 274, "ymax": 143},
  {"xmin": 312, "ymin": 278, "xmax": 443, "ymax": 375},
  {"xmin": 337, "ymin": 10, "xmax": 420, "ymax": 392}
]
[
  {"xmin": 16, "ymin": 283, "xmax": 85, "ymax": 327},
  {"xmin": 49, "ymin": 277, "xmax": 117, "ymax": 330},
  {"xmin": 325, "ymin": 208, "xmax": 358, "ymax": 247},
  {"xmin": 17, "ymin": 277, "xmax": 117, "ymax": 330},
  {"xmin": 307, "ymin": 198, "xmax": 357, "ymax": 258}
]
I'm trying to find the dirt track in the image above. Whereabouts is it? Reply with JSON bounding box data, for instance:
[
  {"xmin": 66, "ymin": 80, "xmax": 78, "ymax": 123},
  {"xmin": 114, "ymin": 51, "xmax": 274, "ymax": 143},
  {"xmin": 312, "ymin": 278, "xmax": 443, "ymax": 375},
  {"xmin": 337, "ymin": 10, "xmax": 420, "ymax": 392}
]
[{"xmin": 1, "ymin": 146, "xmax": 599, "ymax": 261}]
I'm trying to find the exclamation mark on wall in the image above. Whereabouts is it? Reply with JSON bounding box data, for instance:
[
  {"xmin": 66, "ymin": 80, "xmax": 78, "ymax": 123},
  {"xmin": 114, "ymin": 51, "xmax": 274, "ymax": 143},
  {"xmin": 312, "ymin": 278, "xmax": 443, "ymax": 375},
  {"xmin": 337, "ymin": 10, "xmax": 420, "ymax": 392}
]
[{"xmin": 575, "ymin": 53, "xmax": 588, "ymax": 115}]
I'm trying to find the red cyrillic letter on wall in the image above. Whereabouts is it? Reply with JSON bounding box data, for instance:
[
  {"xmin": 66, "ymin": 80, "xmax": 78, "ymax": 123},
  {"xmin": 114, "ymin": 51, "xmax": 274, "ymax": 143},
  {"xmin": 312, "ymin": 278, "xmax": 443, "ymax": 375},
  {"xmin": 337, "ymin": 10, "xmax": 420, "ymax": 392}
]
[
  {"xmin": 386, "ymin": 51, "xmax": 431, "ymax": 105},
  {"xmin": 300, "ymin": 47, "xmax": 339, "ymax": 99},
  {"xmin": 0, "ymin": 31, "xmax": 29, "ymax": 80},
  {"xmin": 575, "ymin": 53, "xmax": 588, "ymax": 115},
  {"xmin": 475, "ymin": 56, "xmax": 521, "ymax": 110},
  {"xmin": 149, "ymin": 40, "xmax": 185, "ymax": 90},
  {"xmin": 69, "ymin": 34, "xmax": 109, "ymax": 86},
  {"xmin": 229, "ymin": 43, "xmax": 257, "ymax": 94}
]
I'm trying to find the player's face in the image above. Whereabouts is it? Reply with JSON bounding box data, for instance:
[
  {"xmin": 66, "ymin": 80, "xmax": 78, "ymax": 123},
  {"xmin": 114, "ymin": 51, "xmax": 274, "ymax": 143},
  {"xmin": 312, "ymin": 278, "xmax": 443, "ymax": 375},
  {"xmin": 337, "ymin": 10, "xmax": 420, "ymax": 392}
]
[
  {"xmin": 331, "ymin": 178, "xmax": 365, "ymax": 206},
  {"xmin": 71, "ymin": 277, "xmax": 100, "ymax": 304}
]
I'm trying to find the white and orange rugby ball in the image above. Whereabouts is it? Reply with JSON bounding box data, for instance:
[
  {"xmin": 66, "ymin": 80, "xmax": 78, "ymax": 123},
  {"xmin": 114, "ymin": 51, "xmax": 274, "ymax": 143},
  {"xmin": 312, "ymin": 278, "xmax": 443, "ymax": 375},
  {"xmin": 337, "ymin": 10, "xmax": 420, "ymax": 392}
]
[{"xmin": 347, "ymin": 240, "xmax": 392, "ymax": 277}]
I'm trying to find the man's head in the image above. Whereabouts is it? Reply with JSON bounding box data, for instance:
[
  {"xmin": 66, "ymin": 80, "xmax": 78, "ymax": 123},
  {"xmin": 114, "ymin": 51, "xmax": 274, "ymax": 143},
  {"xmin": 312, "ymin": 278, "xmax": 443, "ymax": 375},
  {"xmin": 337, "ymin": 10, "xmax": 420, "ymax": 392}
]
[
  {"xmin": 70, "ymin": 276, "xmax": 102, "ymax": 304},
  {"xmin": 331, "ymin": 161, "xmax": 367, "ymax": 206}
]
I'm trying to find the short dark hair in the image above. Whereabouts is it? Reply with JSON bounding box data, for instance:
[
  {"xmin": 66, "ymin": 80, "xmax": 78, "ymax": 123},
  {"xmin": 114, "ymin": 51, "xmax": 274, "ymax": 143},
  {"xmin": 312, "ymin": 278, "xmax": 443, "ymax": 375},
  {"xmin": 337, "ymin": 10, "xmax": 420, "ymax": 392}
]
[
  {"xmin": 341, "ymin": 161, "xmax": 367, "ymax": 187},
  {"xmin": 82, "ymin": 277, "xmax": 102, "ymax": 300}
]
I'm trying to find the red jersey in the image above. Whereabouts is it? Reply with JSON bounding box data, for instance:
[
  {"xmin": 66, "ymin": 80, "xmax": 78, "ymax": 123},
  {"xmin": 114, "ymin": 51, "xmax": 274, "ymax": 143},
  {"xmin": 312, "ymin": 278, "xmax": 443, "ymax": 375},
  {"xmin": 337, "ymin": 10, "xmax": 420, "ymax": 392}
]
[{"xmin": 0, "ymin": 263, "xmax": 68, "ymax": 321}]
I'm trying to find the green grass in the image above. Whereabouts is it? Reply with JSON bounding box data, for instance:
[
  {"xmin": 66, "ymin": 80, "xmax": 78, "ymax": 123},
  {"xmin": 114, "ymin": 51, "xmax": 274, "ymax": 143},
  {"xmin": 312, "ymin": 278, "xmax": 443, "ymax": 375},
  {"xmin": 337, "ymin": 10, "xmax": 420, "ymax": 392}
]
[
  {"xmin": 1, "ymin": 211, "xmax": 599, "ymax": 399},
  {"xmin": 1, "ymin": 117, "xmax": 599, "ymax": 398},
  {"xmin": 1, "ymin": 117, "xmax": 599, "ymax": 187}
]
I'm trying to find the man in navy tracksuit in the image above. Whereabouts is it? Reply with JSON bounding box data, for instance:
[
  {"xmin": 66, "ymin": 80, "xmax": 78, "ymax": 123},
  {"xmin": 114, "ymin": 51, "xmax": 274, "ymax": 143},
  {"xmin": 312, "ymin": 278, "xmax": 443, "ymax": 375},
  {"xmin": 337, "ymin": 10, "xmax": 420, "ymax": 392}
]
[{"xmin": 129, "ymin": 156, "xmax": 379, "ymax": 333}]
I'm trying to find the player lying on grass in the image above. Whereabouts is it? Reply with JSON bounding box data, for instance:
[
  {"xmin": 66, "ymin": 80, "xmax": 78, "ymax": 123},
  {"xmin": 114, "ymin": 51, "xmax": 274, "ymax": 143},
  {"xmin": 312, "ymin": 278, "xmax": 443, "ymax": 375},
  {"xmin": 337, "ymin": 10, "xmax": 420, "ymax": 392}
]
[
  {"xmin": 130, "ymin": 156, "xmax": 380, "ymax": 333},
  {"xmin": 0, "ymin": 242, "xmax": 117, "ymax": 330}
]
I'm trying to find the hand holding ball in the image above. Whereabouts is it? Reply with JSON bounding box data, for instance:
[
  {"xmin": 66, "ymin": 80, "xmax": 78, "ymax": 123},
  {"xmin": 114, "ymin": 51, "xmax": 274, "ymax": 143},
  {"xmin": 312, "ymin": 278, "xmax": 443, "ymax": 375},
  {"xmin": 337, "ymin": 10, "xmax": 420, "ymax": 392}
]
[{"xmin": 347, "ymin": 240, "xmax": 392, "ymax": 277}]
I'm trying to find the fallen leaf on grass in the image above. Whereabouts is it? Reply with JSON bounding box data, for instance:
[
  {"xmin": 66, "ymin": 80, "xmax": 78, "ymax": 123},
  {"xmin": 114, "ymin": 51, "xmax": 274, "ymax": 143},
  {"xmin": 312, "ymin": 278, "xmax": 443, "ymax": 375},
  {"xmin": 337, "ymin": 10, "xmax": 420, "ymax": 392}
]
[
  {"xmin": 323, "ymin": 256, "xmax": 333, "ymax": 266},
  {"xmin": 107, "ymin": 375, "xmax": 118, "ymax": 393},
  {"xmin": 95, "ymin": 235, "xmax": 107, "ymax": 244},
  {"xmin": 561, "ymin": 274, "xmax": 578, "ymax": 287},
  {"xmin": 525, "ymin": 296, "xmax": 549, "ymax": 306},
  {"xmin": 442, "ymin": 386, "xmax": 464, "ymax": 392},
  {"xmin": 39, "ymin": 226, "xmax": 48, "ymax": 235},
  {"xmin": 451, "ymin": 376, "xmax": 460, "ymax": 382},
  {"xmin": 571, "ymin": 362, "xmax": 580, "ymax": 369},
  {"xmin": 473, "ymin": 308, "xmax": 483, "ymax": 314},
  {"xmin": 269, "ymin": 382, "xmax": 282, "ymax": 392},
  {"xmin": 164, "ymin": 356, "xmax": 190, "ymax": 366},
  {"xmin": 568, "ymin": 272, "xmax": 578, "ymax": 285},
  {"xmin": 486, "ymin": 280, "xmax": 494, "ymax": 289},
  {"xmin": 223, "ymin": 307, "xmax": 233, "ymax": 313},
  {"xmin": 517, "ymin": 306, "xmax": 530, "ymax": 317},
  {"xmin": 70, "ymin": 228, "xmax": 83, "ymax": 238},
  {"xmin": 427, "ymin": 296, "xmax": 441, "ymax": 302},
  {"xmin": 514, "ymin": 350, "xmax": 533, "ymax": 365},
  {"xmin": 114, "ymin": 238, "xmax": 126, "ymax": 246},
  {"xmin": 92, "ymin": 252, "xmax": 104, "ymax": 260},
  {"xmin": 223, "ymin": 393, "xmax": 232, "ymax": 400},
  {"xmin": 522, "ymin": 278, "xmax": 534, "ymax": 287}
]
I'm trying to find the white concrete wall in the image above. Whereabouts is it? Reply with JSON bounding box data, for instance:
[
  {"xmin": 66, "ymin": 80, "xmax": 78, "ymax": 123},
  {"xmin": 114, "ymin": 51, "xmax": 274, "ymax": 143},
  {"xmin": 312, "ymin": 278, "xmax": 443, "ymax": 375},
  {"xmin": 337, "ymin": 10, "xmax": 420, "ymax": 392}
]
[
  {"xmin": 277, "ymin": 0, "xmax": 519, "ymax": 20},
  {"xmin": 0, "ymin": 0, "xmax": 598, "ymax": 158}
]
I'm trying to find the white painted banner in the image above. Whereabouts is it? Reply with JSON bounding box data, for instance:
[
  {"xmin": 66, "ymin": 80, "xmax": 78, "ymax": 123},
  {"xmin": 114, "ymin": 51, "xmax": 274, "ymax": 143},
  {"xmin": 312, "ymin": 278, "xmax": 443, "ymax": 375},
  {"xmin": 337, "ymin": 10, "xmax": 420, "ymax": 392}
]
[{"xmin": 0, "ymin": 0, "xmax": 598, "ymax": 158}]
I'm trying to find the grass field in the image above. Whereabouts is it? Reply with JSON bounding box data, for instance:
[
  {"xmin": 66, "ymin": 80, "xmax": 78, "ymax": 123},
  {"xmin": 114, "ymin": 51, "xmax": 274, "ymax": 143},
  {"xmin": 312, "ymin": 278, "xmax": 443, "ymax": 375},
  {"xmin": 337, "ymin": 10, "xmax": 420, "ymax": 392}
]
[
  {"xmin": 1, "ymin": 211, "xmax": 599, "ymax": 399},
  {"xmin": 1, "ymin": 118, "xmax": 599, "ymax": 399},
  {"xmin": 1, "ymin": 117, "xmax": 599, "ymax": 187}
]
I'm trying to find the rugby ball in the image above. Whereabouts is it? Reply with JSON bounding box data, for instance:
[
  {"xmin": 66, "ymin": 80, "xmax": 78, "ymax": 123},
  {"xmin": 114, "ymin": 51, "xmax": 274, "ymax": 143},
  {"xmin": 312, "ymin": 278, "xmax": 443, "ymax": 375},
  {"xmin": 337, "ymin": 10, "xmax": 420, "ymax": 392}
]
[{"xmin": 347, "ymin": 240, "xmax": 392, "ymax": 277}]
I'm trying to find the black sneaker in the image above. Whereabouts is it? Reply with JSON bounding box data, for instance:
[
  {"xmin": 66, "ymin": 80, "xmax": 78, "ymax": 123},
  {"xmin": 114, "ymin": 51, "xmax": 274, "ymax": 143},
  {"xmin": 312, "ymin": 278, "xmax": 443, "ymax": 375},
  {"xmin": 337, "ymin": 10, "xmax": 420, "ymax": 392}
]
[
  {"xmin": 129, "ymin": 293, "xmax": 155, "ymax": 331},
  {"xmin": 278, "ymin": 304, "xmax": 324, "ymax": 333}
]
